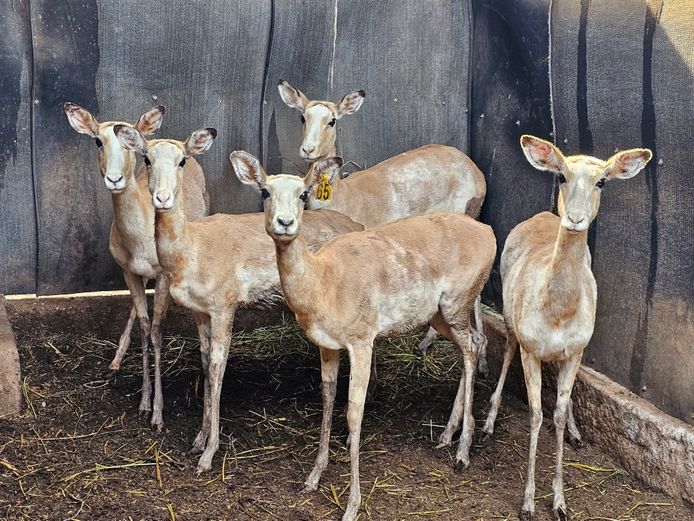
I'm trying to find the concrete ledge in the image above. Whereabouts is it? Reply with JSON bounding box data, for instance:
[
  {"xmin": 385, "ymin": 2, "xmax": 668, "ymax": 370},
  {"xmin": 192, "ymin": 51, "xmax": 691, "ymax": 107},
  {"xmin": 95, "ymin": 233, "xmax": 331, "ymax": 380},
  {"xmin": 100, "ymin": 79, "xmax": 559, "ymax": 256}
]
[
  {"xmin": 572, "ymin": 366, "xmax": 694, "ymax": 504},
  {"xmin": 481, "ymin": 312, "xmax": 694, "ymax": 505},
  {"xmin": 0, "ymin": 295, "xmax": 22, "ymax": 416}
]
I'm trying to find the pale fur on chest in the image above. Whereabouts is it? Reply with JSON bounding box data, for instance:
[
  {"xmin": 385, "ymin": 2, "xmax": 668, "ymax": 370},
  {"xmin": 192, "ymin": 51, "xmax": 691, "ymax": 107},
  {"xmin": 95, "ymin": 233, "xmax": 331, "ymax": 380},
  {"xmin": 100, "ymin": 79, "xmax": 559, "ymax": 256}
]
[
  {"xmin": 507, "ymin": 260, "xmax": 597, "ymax": 361},
  {"xmin": 109, "ymin": 224, "xmax": 160, "ymax": 279}
]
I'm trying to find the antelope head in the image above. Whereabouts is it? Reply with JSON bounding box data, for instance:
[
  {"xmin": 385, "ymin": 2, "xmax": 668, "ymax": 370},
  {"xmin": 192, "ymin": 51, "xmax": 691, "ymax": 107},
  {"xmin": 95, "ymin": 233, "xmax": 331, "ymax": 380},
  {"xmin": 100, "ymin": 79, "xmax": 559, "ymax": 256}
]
[
  {"xmin": 64, "ymin": 103, "xmax": 164, "ymax": 192},
  {"xmin": 278, "ymin": 80, "xmax": 364, "ymax": 161},
  {"xmin": 231, "ymin": 150, "xmax": 342, "ymax": 242},
  {"xmin": 113, "ymin": 126, "xmax": 216, "ymax": 210},
  {"xmin": 520, "ymin": 135, "xmax": 652, "ymax": 232}
]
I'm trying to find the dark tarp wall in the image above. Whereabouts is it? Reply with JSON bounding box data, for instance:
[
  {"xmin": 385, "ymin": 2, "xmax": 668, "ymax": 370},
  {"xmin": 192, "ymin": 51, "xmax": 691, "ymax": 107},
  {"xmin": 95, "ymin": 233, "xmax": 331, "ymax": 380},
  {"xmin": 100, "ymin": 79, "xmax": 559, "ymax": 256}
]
[
  {"xmin": 472, "ymin": 0, "xmax": 693, "ymax": 422},
  {"xmin": 549, "ymin": 0, "xmax": 694, "ymax": 422},
  {"xmin": 262, "ymin": 1, "xmax": 471, "ymax": 174},
  {"xmin": 471, "ymin": 0, "xmax": 555, "ymax": 303},
  {"xmin": 3, "ymin": 0, "xmax": 471, "ymax": 296},
  {"xmin": 0, "ymin": 1, "xmax": 36, "ymax": 295},
  {"xmin": 32, "ymin": 0, "xmax": 272, "ymax": 294}
]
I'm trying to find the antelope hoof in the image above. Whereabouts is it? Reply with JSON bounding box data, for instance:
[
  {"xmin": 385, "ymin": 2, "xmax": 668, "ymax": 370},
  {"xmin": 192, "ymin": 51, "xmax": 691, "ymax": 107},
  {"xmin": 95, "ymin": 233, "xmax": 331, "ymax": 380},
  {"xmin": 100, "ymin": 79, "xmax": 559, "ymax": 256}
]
[
  {"xmin": 138, "ymin": 407, "xmax": 151, "ymax": 418},
  {"xmin": 477, "ymin": 360, "xmax": 489, "ymax": 378},
  {"xmin": 301, "ymin": 482, "xmax": 318, "ymax": 494},
  {"xmin": 104, "ymin": 366, "xmax": 120, "ymax": 379},
  {"xmin": 189, "ymin": 435, "xmax": 207, "ymax": 454},
  {"xmin": 436, "ymin": 431, "xmax": 454, "ymax": 449},
  {"xmin": 414, "ymin": 341, "xmax": 429, "ymax": 357},
  {"xmin": 553, "ymin": 506, "xmax": 568, "ymax": 521},
  {"xmin": 453, "ymin": 457, "xmax": 469, "ymax": 473},
  {"xmin": 479, "ymin": 431, "xmax": 492, "ymax": 444},
  {"xmin": 436, "ymin": 430, "xmax": 455, "ymax": 448},
  {"xmin": 566, "ymin": 431, "xmax": 583, "ymax": 450},
  {"xmin": 195, "ymin": 454, "xmax": 213, "ymax": 475},
  {"xmin": 342, "ymin": 501, "xmax": 360, "ymax": 521},
  {"xmin": 150, "ymin": 416, "xmax": 164, "ymax": 433},
  {"xmin": 519, "ymin": 510, "xmax": 534, "ymax": 521}
]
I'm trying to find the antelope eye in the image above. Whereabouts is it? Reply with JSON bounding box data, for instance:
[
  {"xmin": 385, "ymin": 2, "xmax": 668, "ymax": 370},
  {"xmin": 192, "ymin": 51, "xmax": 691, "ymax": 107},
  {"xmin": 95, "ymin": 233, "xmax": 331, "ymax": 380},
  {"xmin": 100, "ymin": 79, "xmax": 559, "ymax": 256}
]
[
  {"xmin": 144, "ymin": 156, "xmax": 151, "ymax": 166},
  {"xmin": 179, "ymin": 158, "xmax": 186, "ymax": 168},
  {"xmin": 300, "ymin": 115, "xmax": 305, "ymax": 124},
  {"xmin": 328, "ymin": 118, "xmax": 336, "ymax": 127},
  {"xmin": 260, "ymin": 188, "xmax": 270, "ymax": 200},
  {"xmin": 94, "ymin": 138, "xmax": 103, "ymax": 147},
  {"xmin": 596, "ymin": 178, "xmax": 606, "ymax": 188},
  {"xmin": 557, "ymin": 173, "xmax": 566, "ymax": 184},
  {"xmin": 300, "ymin": 191, "xmax": 309, "ymax": 201}
]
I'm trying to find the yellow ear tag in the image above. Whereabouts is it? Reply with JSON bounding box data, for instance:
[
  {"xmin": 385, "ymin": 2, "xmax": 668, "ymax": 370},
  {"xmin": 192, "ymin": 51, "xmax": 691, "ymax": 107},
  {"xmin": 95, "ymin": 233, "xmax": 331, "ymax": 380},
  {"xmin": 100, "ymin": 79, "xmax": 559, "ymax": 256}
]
[{"xmin": 315, "ymin": 173, "xmax": 332, "ymax": 201}]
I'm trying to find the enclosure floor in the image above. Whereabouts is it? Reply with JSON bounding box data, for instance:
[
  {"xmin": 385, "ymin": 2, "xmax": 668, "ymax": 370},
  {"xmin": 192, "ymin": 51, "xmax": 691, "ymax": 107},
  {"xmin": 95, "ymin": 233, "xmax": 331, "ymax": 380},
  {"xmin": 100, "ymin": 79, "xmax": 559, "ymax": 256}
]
[{"xmin": 1, "ymin": 297, "xmax": 691, "ymax": 521}]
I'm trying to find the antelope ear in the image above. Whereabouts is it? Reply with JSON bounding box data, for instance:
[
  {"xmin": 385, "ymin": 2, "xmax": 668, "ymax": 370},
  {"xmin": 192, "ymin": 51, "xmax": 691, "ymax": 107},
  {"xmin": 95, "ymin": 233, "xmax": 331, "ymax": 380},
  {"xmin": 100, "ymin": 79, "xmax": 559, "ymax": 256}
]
[
  {"xmin": 230, "ymin": 150, "xmax": 267, "ymax": 188},
  {"xmin": 305, "ymin": 157, "xmax": 343, "ymax": 187},
  {"xmin": 336, "ymin": 90, "xmax": 365, "ymax": 119},
  {"xmin": 184, "ymin": 128, "xmax": 217, "ymax": 156},
  {"xmin": 278, "ymin": 79, "xmax": 309, "ymax": 111},
  {"xmin": 113, "ymin": 124, "xmax": 146, "ymax": 154},
  {"xmin": 520, "ymin": 134, "xmax": 568, "ymax": 174},
  {"xmin": 604, "ymin": 148, "xmax": 652, "ymax": 180},
  {"xmin": 135, "ymin": 105, "xmax": 165, "ymax": 135},
  {"xmin": 64, "ymin": 102, "xmax": 99, "ymax": 137}
]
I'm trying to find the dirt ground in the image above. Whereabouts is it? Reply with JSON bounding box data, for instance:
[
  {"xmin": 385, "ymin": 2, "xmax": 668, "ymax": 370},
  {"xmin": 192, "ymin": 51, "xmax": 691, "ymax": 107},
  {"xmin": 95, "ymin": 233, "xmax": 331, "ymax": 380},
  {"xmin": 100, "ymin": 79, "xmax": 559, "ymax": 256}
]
[{"xmin": 1, "ymin": 297, "xmax": 691, "ymax": 521}]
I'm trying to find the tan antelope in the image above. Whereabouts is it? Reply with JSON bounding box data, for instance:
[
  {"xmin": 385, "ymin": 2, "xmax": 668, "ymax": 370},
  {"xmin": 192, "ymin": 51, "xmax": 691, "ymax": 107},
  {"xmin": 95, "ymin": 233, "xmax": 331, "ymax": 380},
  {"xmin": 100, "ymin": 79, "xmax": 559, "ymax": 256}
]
[
  {"xmin": 63, "ymin": 103, "xmax": 209, "ymax": 430},
  {"xmin": 233, "ymin": 153, "xmax": 495, "ymax": 521},
  {"xmin": 113, "ymin": 127, "xmax": 362, "ymax": 473},
  {"xmin": 278, "ymin": 80, "xmax": 489, "ymax": 372},
  {"xmin": 482, "ymin": 135, "xmax": 651, "ymax": 520}
]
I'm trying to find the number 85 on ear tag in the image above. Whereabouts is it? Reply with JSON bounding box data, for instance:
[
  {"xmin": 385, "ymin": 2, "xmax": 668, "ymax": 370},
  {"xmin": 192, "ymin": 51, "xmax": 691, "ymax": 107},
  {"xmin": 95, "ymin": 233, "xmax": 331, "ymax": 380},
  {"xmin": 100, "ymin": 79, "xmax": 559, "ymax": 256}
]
[{"xmin": 315, "ymin": 173, "xmax": 332, "ymax": 201}]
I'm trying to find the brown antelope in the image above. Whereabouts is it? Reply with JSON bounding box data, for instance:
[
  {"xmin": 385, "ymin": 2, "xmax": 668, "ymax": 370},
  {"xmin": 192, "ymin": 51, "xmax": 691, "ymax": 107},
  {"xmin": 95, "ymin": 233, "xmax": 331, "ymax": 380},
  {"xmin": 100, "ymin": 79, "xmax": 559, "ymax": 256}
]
[
  {"xmin": 278, "ymin": 80, "xmax": 490, "ymax": 373},
  {"xmin": 233, "ymin": 153, "xmax": 495, "ymax": 521},
  {"xmin": 63, "ymin": 103, "xmax": 209, "ymax": 430},
  {"xmin": 113, "ymin": 127, "xmax": 362, "ymax": 473},
  {"xmin": 482, "ymin": 135, "xmax": 651, "ymax": 520}
]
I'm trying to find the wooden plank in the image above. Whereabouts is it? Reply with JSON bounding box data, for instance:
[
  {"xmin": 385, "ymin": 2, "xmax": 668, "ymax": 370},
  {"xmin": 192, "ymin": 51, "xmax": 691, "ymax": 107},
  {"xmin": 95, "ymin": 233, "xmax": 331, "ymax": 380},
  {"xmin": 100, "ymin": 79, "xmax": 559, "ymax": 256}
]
[
  {"xmin": 32, "ymin": 0, "xmax": 271, "ymax": 294},
  {"xmin": 0, "ymin": 0, "xmax": 37, "ymax": 294}
]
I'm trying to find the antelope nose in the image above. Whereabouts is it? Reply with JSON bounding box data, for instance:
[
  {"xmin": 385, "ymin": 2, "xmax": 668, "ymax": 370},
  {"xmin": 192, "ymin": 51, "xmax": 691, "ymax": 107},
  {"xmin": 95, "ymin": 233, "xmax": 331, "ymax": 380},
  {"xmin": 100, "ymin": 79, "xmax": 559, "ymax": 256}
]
[
  {"xmin": 107, "ymin": 174, "xmax": 123, "ymax": 184},
  {"xmin": 277, "ymin": 217, "xmax": 294, "ymax": 227},
  {"xmin": 301, "ymin": 146, "xmax": 314, "ymax": 156},
  {"xmin": 568, "ymin": 213, "xmax": 585, "ymax": 225},
  {"xmin": 156, "ymin": 193, "xmax": 171, "ymax": 204}
]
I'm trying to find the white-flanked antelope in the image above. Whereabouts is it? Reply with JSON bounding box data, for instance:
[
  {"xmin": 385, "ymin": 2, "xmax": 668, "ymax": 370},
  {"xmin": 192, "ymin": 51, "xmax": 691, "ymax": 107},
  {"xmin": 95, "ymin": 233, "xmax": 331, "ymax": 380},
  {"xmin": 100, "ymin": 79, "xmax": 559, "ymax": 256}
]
[
  {"xmin": 64, "ymin": 103, "xmax": 209, "ymax": 430},
  {"xmin": 278, "ymin": 80, "xmax": 489, "ymax": 373},
  {"xmin": 483, "ymin": 135, "xmax": 651, "ymax": 520},
  {"xmin": 113, "ymin": 127, "xmax": 362, "ymax": 473},
  {"xmin": 233, "ymin": 152, "xmax": 495, "ymax": 521}
]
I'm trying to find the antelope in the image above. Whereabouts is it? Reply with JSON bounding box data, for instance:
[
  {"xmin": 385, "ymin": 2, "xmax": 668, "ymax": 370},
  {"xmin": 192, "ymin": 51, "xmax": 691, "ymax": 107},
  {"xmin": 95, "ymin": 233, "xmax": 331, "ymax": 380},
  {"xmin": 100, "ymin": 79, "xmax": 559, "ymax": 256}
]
[
  {"xmin": 233, "ymin": 152, "xmax": 495, "ymax": 521},
  {"xmin": 63, "ymin": 103, "xmax": 209, "ymax": 430},
  {"xmin": 113, "ymin": 127, "xmax": 362, "ymax": 473},
  {"xmin": 278, "ymin": 80, "xmax": 489, "ymax": 373},
  {"xmin": 482, "ymin": 135, "xmax": 651, "ymax": 520}
]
